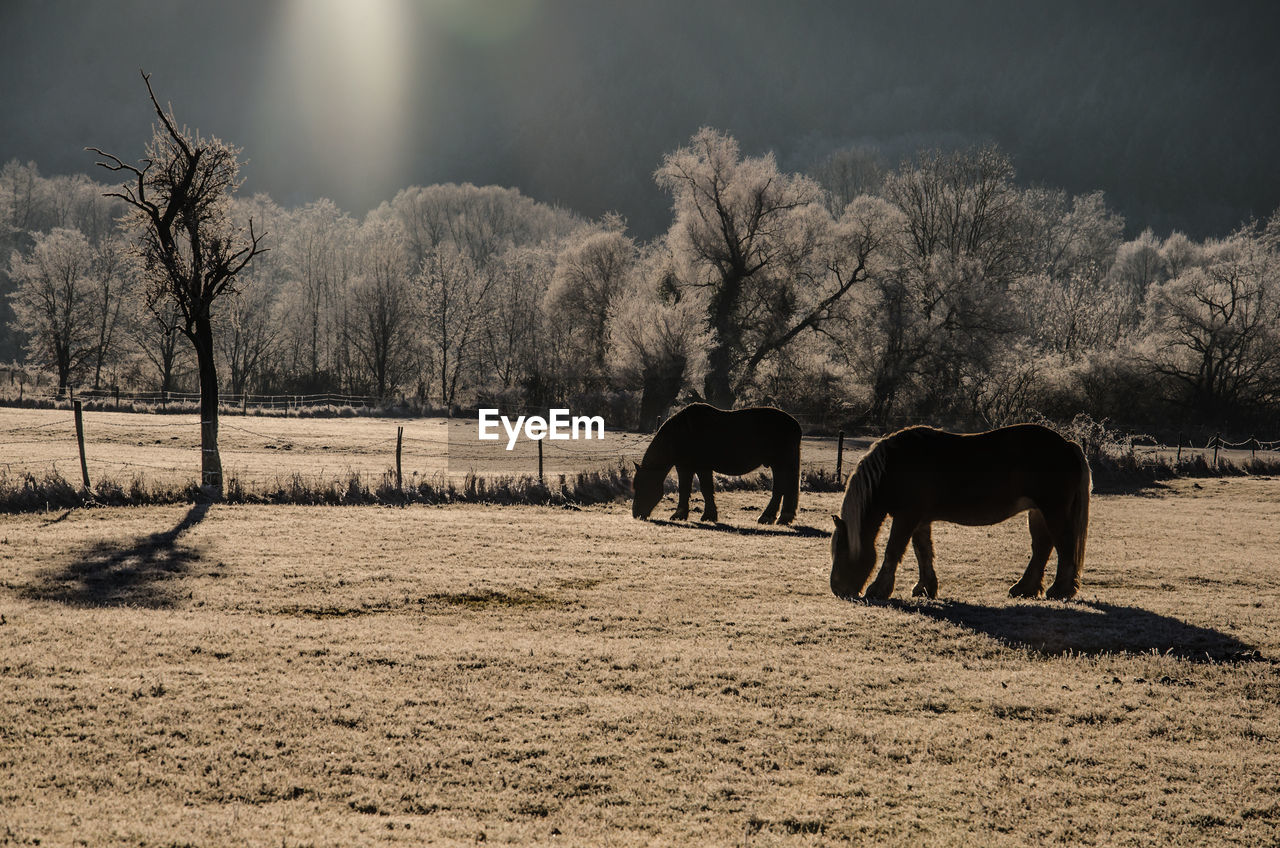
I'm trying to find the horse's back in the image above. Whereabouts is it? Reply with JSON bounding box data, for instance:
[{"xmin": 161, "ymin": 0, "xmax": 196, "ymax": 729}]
[
  {"xmin": 660, "ymin": 404, "xmax": 800, "ymax": 472},
  {"xmin": 884, "ymin": 424, "xmax": 1087, "ymax": 521}
]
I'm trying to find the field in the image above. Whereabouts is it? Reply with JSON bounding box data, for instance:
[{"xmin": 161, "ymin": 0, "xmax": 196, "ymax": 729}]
[
  {"xmin": 2, "ymin": 473, "xmax": 1279, "ymax": 846},
  {"xmin": 0, "ymin": 407, "xmax": 846, "ymax": 490}
]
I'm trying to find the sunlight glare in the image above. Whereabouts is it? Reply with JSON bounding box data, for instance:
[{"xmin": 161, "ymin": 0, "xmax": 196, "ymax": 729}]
[{"xmin": 270, "ymin": 0, "xmax": 412, "ymax": 202}]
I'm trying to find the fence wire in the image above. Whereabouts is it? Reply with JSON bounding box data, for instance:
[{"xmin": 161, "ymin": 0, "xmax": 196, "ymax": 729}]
[{"xmin": 1, "ymin": 406, "xmax": 1277, "ymax": 492}]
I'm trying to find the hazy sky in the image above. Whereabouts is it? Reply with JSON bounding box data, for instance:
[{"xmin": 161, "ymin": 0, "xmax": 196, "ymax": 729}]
[{"xmin": 2, "ymin": 0, "xmax": 1278, "ymax": 238}]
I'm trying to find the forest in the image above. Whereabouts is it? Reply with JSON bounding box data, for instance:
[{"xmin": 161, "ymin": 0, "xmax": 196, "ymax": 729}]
[{"xmin": 2, "ymin": 128, "xmax": 1278, "ymax": 437}]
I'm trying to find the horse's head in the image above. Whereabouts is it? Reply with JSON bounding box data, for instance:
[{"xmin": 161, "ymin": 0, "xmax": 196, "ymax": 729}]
[
  {"xmin": 830, "ymin": 512, "xmax": 877, "ymax": 599},
  {"xmin": 631, "ymin": 462, "xmax": 665, "ymax": 519}
]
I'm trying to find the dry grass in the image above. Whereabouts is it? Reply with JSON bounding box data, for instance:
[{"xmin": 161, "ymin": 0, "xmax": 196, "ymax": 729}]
[
  {"xmin": 1, "ymin": 478, "xmax": 1279, "ymax": 846},
  {"xmin": 0, "ymin": 406, "xmax": 846, "ymax": 491}
]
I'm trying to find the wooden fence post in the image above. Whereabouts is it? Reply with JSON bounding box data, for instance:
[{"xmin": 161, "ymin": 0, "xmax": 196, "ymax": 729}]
[
  {"xmin": 73, "ymin": 400, "xmax": 90, "ymax": 490},
  {"xmin": 1176, "ymin": 433, "xmax": 1182, "ymax": 463},
  {"xmin": 836, "ymin": 430, "xmax": 845, "ymax": 481},
  {"xmin": 396, "ymin": 426, "xmax": 404, "ymax": 491},
  {"xmin": 1212, "ymin": 433, "xmax": 1220, "ymax": 467}
]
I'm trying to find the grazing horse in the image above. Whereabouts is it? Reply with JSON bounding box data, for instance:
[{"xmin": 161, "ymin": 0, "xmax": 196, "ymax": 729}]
[
  {"xmin": 632, "ymin": 403, "xmax": 802, "ymax": 525},
  {"xmin": 830, "ymin": 424, "xmax": 1090, "ymax": 600}
]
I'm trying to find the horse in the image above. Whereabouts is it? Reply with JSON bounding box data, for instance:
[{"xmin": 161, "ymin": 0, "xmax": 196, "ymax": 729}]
[
  {"xmin": 632, "ymin": 403, "xmax": 802, "ymax": 525},
  {"xmin": 830, "ymin": 423, "xmax": 1090, "ymax": 601}
]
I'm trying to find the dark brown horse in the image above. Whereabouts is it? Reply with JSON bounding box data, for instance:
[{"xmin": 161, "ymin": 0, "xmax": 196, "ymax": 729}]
[
  {"xmin": 830, "ymin": 424, "xmax": 1090, "ymax": 600},
  {"xmin": 632, "ymin": 403, "xmax": 802, "ymax": 524}
]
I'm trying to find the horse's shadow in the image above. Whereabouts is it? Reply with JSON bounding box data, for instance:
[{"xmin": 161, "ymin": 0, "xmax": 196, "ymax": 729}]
[
  {"xmin": 22, "ymin": 503, "xmax": 210, "ymax": 608},
  {"xmin": 880, "ymin": 598, "xmax": 1262, "ymax": 663},
  {"xmin": 647, "ymin": 518, "xmax": 828, "ymax": 538}
]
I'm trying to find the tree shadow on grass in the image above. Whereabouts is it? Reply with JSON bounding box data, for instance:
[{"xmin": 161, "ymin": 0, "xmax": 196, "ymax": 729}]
[
  {"xmin": 646, "ymin": 518, "xmax": 828, "ymax": 538},
  {"xmin": 22, "ymin": 503, "xmax": 210, "ymax": 608},
  {"xmin": 881, "ymin": 598, "xmax": 1263, "ymax": 663}
]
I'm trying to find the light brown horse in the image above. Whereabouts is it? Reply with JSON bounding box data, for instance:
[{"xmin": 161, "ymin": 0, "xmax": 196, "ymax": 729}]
[{"xmin": 830, "ymin": 424, "xmax": 1090, "ymax": 600}]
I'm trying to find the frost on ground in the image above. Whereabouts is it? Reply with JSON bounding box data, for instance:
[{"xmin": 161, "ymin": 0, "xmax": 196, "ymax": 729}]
[{"xmin": 1, "ymin": 479, "xmax": 1278, "ymax": 846}]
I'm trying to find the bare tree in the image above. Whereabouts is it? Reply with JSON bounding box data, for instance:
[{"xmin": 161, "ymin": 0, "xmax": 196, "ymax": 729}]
[
  {"xmin": 127, "ymin": 297, "xmax": 189, "ymax": 396},
  {"xmin": 217, "ymin": 283, "xmax": 279, "ymax": 397},
  {"xmin": 345, "ymin": 217, "xmax": 417, "ymax": 400},
  {"xmin": 7, "ymin": 227, "xmax": 98, "ymax": 393},
  {"xmin": 657, "ymin": 128, "xmax": 869, "ymax": 406},
  {"xmin": 419, "ymin": 244, "xmax": 493, "ymax": 408},
  {"xmin": 90, "ymin": 72, "xmax": 266, "ymax": 497},
  {"xmin": 545, "ymin": 226, "xmax": 637, "ymax": 389},
  {"xmin": 483, "ymin": 245, "xmax": 553, "ymax": 391},
  {"xmin": 1138, "ymin": 228, "xmax": 1280, "ymax": 419},
  {"xmin": 86, "ymin": 235, "xmax": 133, "ymax": 390},
  {"xmin": 280, "ymin": 199, "xmax": 355, "ymax": 389}
]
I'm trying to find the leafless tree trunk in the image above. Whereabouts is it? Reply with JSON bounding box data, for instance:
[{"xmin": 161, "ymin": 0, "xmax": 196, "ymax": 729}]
[{"xmin": 90, "ymin": 71, "xmax": 265, "ymax": 498}]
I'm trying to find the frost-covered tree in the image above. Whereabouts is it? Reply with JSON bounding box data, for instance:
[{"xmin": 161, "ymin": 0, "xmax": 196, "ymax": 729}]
[
  {"xmin": 85, "ymin": 235, "xmax": 133, "ymax": 390},
  {"xmin": 869, "ymin": 147, "xmax": 1032, "ymax": 419},
  {"xmin": 1016, "ymin": 189, "xmax": 1126, "ymax": 359},
  {"xmin": 419, "ymin": 244, "xmax": 493, "ymax": 408},
  {"xmin": 8, "ymin": 227, "xmax": 98, "ymax": 393},
  {"xmin": 545, "ymin": 224, "xmax": 637, "ymax": 387},
  {"xmin": 344, "ymin": 217, "xmax": 417, "ymax": 399},
  {"xmin": 0, "ymin": 160, "xmax": 47, "ymax": 361},
  {"xmin": 127, "ymin": 297, "xmax": 189, "ymax": 396},
  {"xmin": 279, "ymin": 198, "xmax": 355, "ymax": 390},
  {"xmin": 606, "ymin": 244, "xmax": 713, "ymax": 427},
  {"xmin": 216, "ymin": 282, "xmax": 279, "ymax": 397},
  {"xmin": 657, "ymin": 128, "xmax": 876, "ymax": 406},
  {"xmin": 482, "ymin": 245, "xmax": 554, "ymax": 392},
  {"xmin": 91, "ymin": 72, "xmax": 266, "ymax": 497},
  {"xmin": 1138, "ymin": 227, "xmax": 1280, "ymax": 419}
]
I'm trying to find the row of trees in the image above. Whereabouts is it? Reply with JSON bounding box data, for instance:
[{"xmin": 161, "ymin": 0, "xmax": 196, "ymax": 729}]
[{"xmin": 4, "ymin": 126, "xmax": 1279, "ymax": 438}]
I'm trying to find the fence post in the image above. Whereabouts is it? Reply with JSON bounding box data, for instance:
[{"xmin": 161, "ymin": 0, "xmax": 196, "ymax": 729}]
[
  {"xmin": 538, "ymin": 439, "xmax": 544, "ymax": 485},
  {"xmin": 1176, "ymin": 433, "xmax": 1182, "ymax": 464},
  {"xmin": 396, "ymin": 426, "xmax": 404, "ymax": 491},
  {"xmin": 1212, "ymin": 433, "xmax": 1220, "ymax": 467},
  {"xmin": 73, "ymin": 400, "xmax": 90, "ymax": 490},
  {"xmin": 836, "ymin": 430, "xmax": 845, "ymax": 481}
]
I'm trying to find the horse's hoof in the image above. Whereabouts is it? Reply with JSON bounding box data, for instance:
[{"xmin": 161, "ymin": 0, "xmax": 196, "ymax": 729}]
[
  {"xmin": 699, "ymin": 513, "xmax": 718, "ymax": 523},
  {"xmin": 756, "ymin": 513, "xmax": 777, "ymax": 525},
  {"xmin": 911, "ymin": 583, "xmax": 936, "ymax": 599},
  {"xmin": 1045, "ymin": 585, "xmax": 1077, "ymax": 601},
  {"xmin": 1008, "ymin": 583, "xmax": 1043, "ymax": 599},
  {"xmin": 669, "ymin": 510, "xmax": 688, "ymax": 521}
]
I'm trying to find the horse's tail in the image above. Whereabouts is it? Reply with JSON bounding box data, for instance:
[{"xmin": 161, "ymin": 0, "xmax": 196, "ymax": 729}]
[{"xmin": 1070, "ymin": 450, "xmax": 1091, "ymax": 590}]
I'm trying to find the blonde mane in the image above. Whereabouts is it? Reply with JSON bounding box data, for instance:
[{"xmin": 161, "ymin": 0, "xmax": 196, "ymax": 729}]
[{"xmin": 840, "ymin": 436, "xmax": 891, "ymax": 561}]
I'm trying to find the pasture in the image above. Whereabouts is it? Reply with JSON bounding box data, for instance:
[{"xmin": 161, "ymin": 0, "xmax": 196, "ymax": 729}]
[
  {"xmin": 1, "ymin": 478, "xmax": 1279, "ymax": 846},
  {"xmin": 0, "ymin": 406, "xmax": 845, "ymax": 491}
]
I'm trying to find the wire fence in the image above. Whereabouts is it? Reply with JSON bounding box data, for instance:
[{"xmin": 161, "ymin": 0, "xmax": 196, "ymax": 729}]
[
  {"xmin": 2, "ymin": 405, "xmax": 1278, "ymax": 496},
  {"xmin": 9, "ymin": 388, "xmax": 386, "ymax": 413}
]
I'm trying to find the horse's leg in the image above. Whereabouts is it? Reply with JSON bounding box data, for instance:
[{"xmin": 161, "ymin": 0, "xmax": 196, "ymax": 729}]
[
  {"xmin": 1009, "ymin": 509, "xmax": 1053, "ymax": 598},
  {"xmin": 864, "ymin": 516, "xmax": 915, "ymax": 600},
  {"xmin": 1045, "ymin": 509, "xmax": 1081, "ymax": 600},
  {"xmin": 758, "ymin": 470, "xmax": 782, "ymax": 524},
  {"xmin": 910, "ymin": 523, "xmax": 937, "ymax": 598},
  {"xmin": 697, "ymin": 469, "xmax": 718, "ymax": 523},
  {"xmin": 777, "ymin": 442, "xmax": 801, "ymax": 525},
  {"xmin": 670, "ymin": 466, "xmax": 692, "ymax": 520}
]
